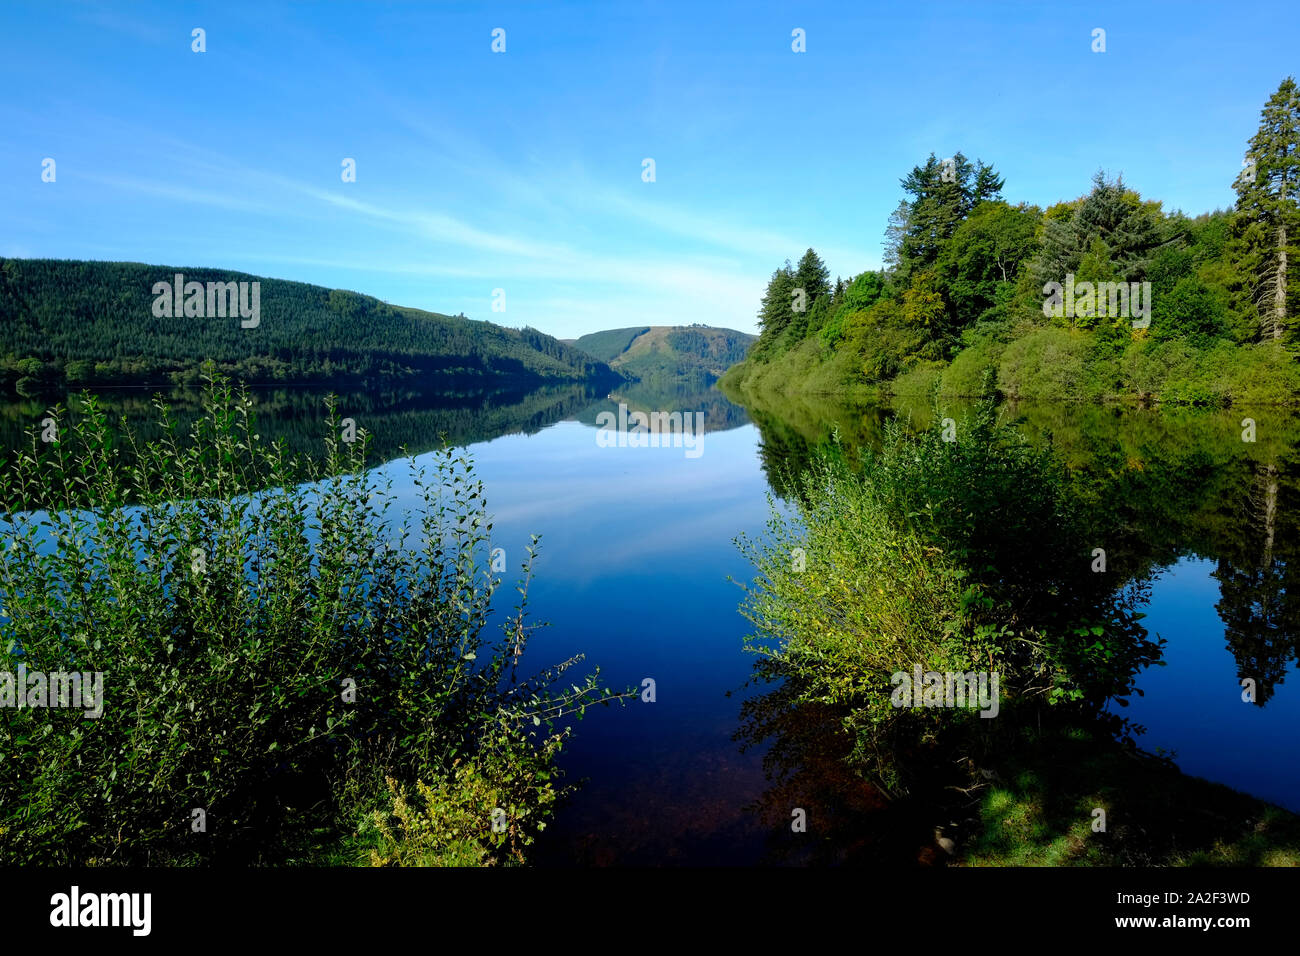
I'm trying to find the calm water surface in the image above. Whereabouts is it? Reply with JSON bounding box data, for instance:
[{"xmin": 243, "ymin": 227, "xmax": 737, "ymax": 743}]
[
  {"xmin": 10, "ymin": 386, "xmax": 1298, "ymax": 864},
  {"xmin": 366, "ymin": 394, "xmax": 1300, "ymax": 864}
]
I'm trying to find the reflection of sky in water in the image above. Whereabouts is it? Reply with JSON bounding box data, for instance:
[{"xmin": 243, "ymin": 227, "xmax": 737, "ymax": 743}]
[
  {"xmin": 372, "ymin": 416, "xmax": 1300, "ymax": 861},
  {"xmin": 404, "ymin": 420, "xmax": 777, "ymax": 863},
  {"xmin": 1127, "ymin": 558, "xmax": 1300, "ymax": 812},
  {"xmin": 19, "ymin": 402, "xmax": 1293, "ymax": 862}
]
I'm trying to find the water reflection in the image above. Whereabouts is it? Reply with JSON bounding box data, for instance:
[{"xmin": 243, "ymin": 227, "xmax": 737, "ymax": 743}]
[
  {"xmin": 0, "ymin": 382, "xmax": 616, "ymax": 492},
  {"xmin": 734, "ymin": 664, "xmax": 938, "ymax": 865},
  {"xmin": 574, "ymin": 381, "xmax": 752, "ymax": 434},
  {"xmin": 730, "ymin": 384, "xmax": 1300, "ymax": 819},
  {"xmin": 1215, "ymin": 462, "xmax": 1300, "ymax": 706}
]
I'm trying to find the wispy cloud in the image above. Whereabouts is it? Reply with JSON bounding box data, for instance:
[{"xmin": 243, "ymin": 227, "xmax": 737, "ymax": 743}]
[
  {"xmin": 80, "ymin": 173, "xmax": 277, "ymax": 215},
  {"xmin": 23, "ymin": 96, "xmax": 787, "ymax": 332}
]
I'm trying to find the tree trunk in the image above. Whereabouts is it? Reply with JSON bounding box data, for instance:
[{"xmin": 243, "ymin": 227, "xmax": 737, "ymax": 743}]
[
  {"xmin": 1263, "ymin": 463, "xmax": 1278, "ymax": 561},
  {"xmin": 1275, "ymin": 223, "xmax": 1287, "ymax": 340}
]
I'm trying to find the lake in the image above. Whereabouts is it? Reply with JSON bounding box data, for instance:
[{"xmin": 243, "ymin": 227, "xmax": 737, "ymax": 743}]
[{"xmin": 6, "ymin": 383, "xmax": 1298, "ymax": 864}]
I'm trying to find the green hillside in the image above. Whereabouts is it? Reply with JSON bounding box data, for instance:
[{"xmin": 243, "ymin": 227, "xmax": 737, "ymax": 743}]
[
  {"xmin": 574, "ymin": 324, "xmax": 755, "ymax": 389},
  {"xmin": 0, "ymin": 258, "xmax": 622, "ymax": 395},
  {"xmin": 572, "ymin": 327, "xmax": 650, "ymax": 363}
]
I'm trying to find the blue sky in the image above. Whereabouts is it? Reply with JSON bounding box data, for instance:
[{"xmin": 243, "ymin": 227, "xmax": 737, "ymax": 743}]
[{"xmin": 2, "ymin": 0, "xmax": 1297, "ymax": 338}]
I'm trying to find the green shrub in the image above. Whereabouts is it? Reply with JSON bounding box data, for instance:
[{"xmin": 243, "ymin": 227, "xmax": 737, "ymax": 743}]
[
  {"xmin": 735, "ymin": 401, "xmax": 1160, "ymax": 791},
  {"xmin": 997, "ymin": 328, "xmax": 1093, "ymax": 401},
  {"xmin": 363, "ymin": 729, "xmax": 564, "ymax": 867},
  {"xmin": 1217, "ymin": 343, "xmax": 1300, "ymax": 406},
  {"xmin": 1151, "ymin": 276, "xmax": 1227, "ymax": 346},
  {"xmin": 1119, "ymin": 338, "xmax": 1199, "ymax": 400},
  {"xmin": 888, "ymin": 361, "xmax": 944, "ymax": 398},
  {"xmin": 0, "ymin": 372, "xmax": 619, "ymax": 865},
  {"xmin": 939, "ymin": 339, "xmax": 1003, "ymax": 398}
]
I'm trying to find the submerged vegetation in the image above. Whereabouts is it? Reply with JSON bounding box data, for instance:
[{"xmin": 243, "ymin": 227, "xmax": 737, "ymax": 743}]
[
  {"xmin": 0, "ymin": 372, "xmax": 621, "ymax": 865},
  {"xmin": 722, "ymin": 78, "xmax": 1300, "ymax": 407}
]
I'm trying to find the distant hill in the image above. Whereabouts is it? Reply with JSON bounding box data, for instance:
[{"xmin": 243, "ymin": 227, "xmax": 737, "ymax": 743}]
[
  {"xmin": 572, "ymin": 325, "xmax": 755, "ymax": 389},
  {"xmin": 0, "ymin": 259, "xmax": 622, "ymax": 395},
  {"xmin": 571, "ymin": 327, "xmax": 651, "ymax": 364}
]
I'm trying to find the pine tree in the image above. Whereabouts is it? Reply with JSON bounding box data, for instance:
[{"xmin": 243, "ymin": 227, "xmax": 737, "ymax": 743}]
[
  {"xmin": 792, "ymin": 249, "xmax": 831, "ymax": 304},
  {"xmin": 1234, "ymin": 76, "xmax": 1300, "ymax": 341},
  {"xmin": 972, "ymin": 163, "xmax": 1006, "ymax": 205},
  {"xmin": 756, "ymin": 261, "xmax": 796, "ymax": 341},
  {"xmin": 1033, "ymin": 172, "xmax": 1164, "ymax": 293},
  {"xmin": 783, "ymin": 249, "xmax": 831, "ymax": 342},
  {"xmin": 891, "ymin": 152, "xmax": 1004, "ymax": 278},
  {"xmin": 883, "ymin": 200, "xmax": 911, "ymax": 270}
]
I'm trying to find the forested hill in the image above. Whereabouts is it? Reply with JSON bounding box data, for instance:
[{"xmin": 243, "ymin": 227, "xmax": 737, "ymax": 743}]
[
  {"xmin": 0, "ymin": 258, "xmax": 622, "ymax": 395},
  {"xmin": 572, "ymin": 324, "xmax": 756, "ymax": 390},
  {"xmin": 722, "ymin": 78, "xmax": 1300, "ymax": 408}
]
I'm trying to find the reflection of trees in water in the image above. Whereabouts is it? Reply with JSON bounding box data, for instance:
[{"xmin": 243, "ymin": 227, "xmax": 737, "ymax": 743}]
[
  {"xmin": 734, "ymin": 663, "xmax": 942, "ymax": 866},
  {"xmin": 1, "ymin": 382, "xmax": 605, "ymax": 456},
  {"xmin": 749, "ymin": 410, "xmax": 818, "ymax": 501},
  {"xmin": 732, "ymin": 663, "xmax": 1147, "ymax": 866},
  {"xmin": 574, "ymin": 382, "xmax": 752, "ymax": 434},
  {"xmin": 0, "ymin": 383, "xmax": 605, "ymax": 503},
  {"xmin": 1214, "ymin": 461, "xmax": 1300, "ymax": 705},
  {"xmin": 742, "ymin": 398, "xmax": 891, "ymax": 501},
  {"xmin": 733, "ymin": 568, "xmax": 1159, "ymax": 866},
  {"xmin": 736, "ymin": 389, "xmax": 1300, "ymax": 706}
]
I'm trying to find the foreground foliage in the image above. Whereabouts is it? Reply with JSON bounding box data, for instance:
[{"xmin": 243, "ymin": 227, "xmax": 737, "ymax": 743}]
[
  {"xmin": 736, "ymin": 399, "xmax": 1162, "ymax": 793},
  {"xmin": 0, "ymin": 373, "xmax": 617, "ymax": 865}
]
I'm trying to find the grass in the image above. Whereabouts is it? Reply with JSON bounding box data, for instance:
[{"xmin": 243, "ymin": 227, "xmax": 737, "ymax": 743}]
[{"xmin": 959, "ymin": 726, "xmax": 1300, "ymax": 866}]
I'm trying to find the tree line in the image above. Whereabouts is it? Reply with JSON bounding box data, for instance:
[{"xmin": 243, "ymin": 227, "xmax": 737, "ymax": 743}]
[
  {"xmin": 0, "ymin": 259, "xmax": 620, "ymax": 395},
  {"xmin": 731, "ymin": 77, "xmax": 1300, "ymax": 406}
]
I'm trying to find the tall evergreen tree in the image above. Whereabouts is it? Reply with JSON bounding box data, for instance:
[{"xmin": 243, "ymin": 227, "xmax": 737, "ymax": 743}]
[
  {"xmin": 883, "ymin": 200, "xmax": 911, "ymax": 269},
  {"xmin": 972, "ymin": 164, "xmax": 1006, "ymax": 205},
  {"xmin": 891, "ymin": 152, "xmax": 1004, "ymax": 278},
  {"xmin": 1234, "ymin": 76, "xmax": 1300, "ymax": 341},
  {"xmin": 792, "ymin": 248, "xmax": 831, "ymax": 304},
  {"xmin": 756, "ymin": 261, "xmax": 796, "ymax": 341},
  {"xmin": 784, "ymin": 249, "xmax": 832, "ymax": 340},
  {"xmin": 1033, "ymin": 172, "xmax": 1164, "ymax": 292}
]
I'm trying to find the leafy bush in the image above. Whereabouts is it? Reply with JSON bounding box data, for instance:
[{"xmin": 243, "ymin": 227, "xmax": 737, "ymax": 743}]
[
  {"xmin": 363, "ymin": 729, "xmax": 564, "ymax": 867},
  {"xmin": 1216, "ymin": 343, "xmax": 1300, "ymax": 405},
  {"xmin": 1117, "ymin": 339, "xmax": 1300, "ymax": 406},
  {"xmin": 0, "ymin": 373, "xmax": 618, "ymax": 865},
  {"xmin": 939, "ymin": 339, "xmax": 1003, "ymax": 398},
  {"xmin": 735, "ymin": 401, "xmax": 1161, "ymax": 791},
  {"xmin": 997, "ymin": 328, "xmax": 1093, "ymax": 401},
  {"xmin": 1151, "ymin": 276, "xmax": 1227, "ymax": 345},
  {"xmin": 888, "ymin": 361, "xmax": 944, "ymax": 398}
]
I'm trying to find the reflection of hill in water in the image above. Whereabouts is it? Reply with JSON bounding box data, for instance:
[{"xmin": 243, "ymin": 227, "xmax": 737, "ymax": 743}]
[
  {"xmin": 571, "ymin": 382, "xmax": 751, "ymax": 433},
  {"xmin": 0, "ymin": 382, "xmax": 606, "ymax": 467}
]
